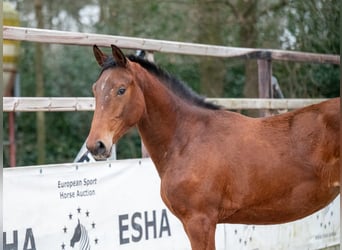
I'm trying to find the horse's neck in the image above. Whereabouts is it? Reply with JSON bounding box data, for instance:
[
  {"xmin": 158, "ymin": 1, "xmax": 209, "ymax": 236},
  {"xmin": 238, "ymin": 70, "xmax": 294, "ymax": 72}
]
[{"xmin": 135, "ymin": 70, "xmax": 191, "ymax": 175}]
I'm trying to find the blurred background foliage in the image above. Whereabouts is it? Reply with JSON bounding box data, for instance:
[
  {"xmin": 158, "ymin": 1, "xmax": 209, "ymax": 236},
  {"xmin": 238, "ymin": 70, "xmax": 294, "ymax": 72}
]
[{"xmin": 3, "ymin": 0, "xmax": 340, "ymax": 166}]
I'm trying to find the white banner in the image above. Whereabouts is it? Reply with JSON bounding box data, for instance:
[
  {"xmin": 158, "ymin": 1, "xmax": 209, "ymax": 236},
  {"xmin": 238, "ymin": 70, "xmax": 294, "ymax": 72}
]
[{"xmin": 3, "ymin": 158, "xmax": 340, "ymax": 250}]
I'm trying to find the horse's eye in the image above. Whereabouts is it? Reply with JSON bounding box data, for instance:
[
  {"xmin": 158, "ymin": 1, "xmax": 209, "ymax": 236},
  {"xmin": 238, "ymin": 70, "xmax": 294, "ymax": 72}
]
[{"xmin": 117, "ymin": 87, "xmax": 126, "ymax": 96}]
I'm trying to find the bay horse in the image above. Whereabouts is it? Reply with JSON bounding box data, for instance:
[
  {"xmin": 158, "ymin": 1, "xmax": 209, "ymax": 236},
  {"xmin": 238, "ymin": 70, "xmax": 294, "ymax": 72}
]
[{"xmin": 86, "ymin": 45, "xmax": 340, "ymax": 250}]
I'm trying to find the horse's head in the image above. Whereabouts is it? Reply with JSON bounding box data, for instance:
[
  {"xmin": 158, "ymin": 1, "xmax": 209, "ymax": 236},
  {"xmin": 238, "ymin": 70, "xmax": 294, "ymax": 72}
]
[{"xmin": 86, "ymin": 45, "xmax": 145, "ymax": 160}]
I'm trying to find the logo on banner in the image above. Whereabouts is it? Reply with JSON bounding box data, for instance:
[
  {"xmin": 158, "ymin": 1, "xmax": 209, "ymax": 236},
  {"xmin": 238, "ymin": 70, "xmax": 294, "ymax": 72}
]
[
  {"xmin": 61, "ymin": 207, "xmax": 99, "ymax": 250},
  {"xmin": 70, "ymin": 220, "xmax": 90, "ymax": 249},
  {"xmin": 58, "ymin": 178, "xmax": 98, "ymax": 200},
  {"xmin": 118, "ymin": 209, "xmax": 172, "ymax": 245},
  {"xmin": 3, "ymin": 228, "xmax": 36, "ymax": 250}
]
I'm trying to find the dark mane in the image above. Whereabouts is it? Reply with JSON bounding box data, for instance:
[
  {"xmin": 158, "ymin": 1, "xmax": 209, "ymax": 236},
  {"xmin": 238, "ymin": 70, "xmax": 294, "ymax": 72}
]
[{"xmin": 101, "ymin": 55, "xmax": 221, "ymax": 110}]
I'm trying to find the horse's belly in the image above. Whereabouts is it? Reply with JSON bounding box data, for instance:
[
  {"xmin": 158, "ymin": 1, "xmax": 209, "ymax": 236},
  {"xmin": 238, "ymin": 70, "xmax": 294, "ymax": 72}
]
[{"xmin": 220, "ymin": 185, "xmax": 339, "ymax": 225}]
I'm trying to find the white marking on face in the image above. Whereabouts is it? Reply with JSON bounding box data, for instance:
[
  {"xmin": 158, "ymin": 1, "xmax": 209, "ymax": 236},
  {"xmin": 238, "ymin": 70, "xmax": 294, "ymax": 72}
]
[{"xmin": 101, "ymin": 75, "xmax": 110, "ymax": 91}]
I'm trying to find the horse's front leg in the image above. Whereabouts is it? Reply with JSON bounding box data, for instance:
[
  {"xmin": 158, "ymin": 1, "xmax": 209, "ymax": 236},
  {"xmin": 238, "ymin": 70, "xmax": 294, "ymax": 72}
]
[{"xmin": 182, "ymin": 213, "xmax": 217, "ymax": 250}]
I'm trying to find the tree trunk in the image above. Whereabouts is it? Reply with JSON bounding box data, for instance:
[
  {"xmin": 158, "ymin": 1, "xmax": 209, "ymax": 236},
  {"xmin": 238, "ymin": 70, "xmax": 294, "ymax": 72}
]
[
  {"xmin": 35, "ymin": 0, "xmax": 46, "ymax": 164},
  {"xmin": 239, "ymin": 0, "xmax": 259, "ymax": 116},
  {"xmin": 196, "ymin": 1, "xmax": 226, "ymax": 97}
]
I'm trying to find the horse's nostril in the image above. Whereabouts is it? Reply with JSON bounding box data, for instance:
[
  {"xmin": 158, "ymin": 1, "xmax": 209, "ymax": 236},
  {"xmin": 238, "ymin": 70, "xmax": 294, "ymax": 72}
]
[{"xmin": 95, "ymin": 140, "xmax": 106, "ymax": 155}]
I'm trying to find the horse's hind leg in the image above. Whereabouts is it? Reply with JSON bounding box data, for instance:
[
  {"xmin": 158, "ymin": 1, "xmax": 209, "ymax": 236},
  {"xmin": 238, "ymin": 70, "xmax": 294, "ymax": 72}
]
[{"xmin": 182, "ymin": 214, "xmax": 216, "ymax": 250}]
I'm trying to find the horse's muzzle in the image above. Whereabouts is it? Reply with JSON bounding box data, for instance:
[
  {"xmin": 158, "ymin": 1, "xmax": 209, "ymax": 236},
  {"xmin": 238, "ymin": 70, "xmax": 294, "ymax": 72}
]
[{"xmin": 87, "ymin": 140, "xmax": 111, "ymax": 160}]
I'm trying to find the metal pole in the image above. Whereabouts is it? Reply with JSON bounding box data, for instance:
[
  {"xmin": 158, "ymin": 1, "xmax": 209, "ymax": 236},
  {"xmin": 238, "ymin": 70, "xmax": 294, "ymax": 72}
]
[
  {"xmin": 5, "ymin": 69, "xmax": 17, "ymax": 167},
  {"xmin": 8, "ymin": 112, "xmax": 16, "ymax": 167}
]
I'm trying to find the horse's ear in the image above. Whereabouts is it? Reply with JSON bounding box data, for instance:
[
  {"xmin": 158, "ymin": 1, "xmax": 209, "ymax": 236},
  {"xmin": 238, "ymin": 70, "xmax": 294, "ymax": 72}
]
[
  {"xmin": 93, "ymin": 45, "xmax": 108, "ymax": 67},
  {"xmin": 111, "ymin": 44, "xmax": 127, "ymax": 68}
]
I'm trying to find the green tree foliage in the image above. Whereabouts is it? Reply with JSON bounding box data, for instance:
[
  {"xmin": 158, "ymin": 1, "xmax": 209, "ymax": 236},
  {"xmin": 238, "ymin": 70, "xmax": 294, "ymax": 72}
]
[
  {"xmin": 3, "ymin": 0, "xmax": 339, "ymax": 166},
  {"xmin": 273, "ymin": 0, "xmax": 340, "ymax": 97}
]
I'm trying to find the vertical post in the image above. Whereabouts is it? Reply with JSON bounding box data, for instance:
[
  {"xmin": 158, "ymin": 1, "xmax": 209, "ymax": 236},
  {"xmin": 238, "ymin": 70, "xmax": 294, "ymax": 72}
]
[
  {"xmin": 141, "ymin": 142, "xmax": 149, "ymax": 158},
  {"xmin": 5, "ymin": 70, "xmax": 17, "ymax": 167},
  {"xmin": 4, "ymin": 2, "xmax": 20, "ymax": 167},
  {"xmin": 8, "ymin": 112, "xmax": 16, "ymax": 167},
  {"xmin": 257, "ymin": 56, "xmax": 273, "ymax": 117}
]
